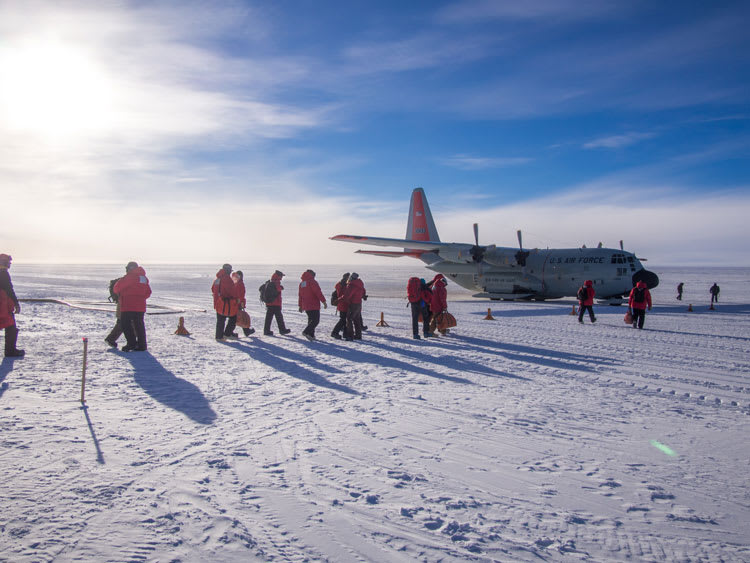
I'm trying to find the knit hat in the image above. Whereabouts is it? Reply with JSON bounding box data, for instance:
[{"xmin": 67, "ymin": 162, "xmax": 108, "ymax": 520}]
[
  {"xmin": 274, "ymin": 270, "xmax": 285, "ymax": 277},
  {"xmin": 222, "ymin": 263, "xmax": 232, "ymax": 272},
  {"xmin": 350, "ymin": 272, "xmax": 359, "ymax": 280},
  {"xmin": 126, "ymin": 261, "xmax": 139, "ymax": 272},
  {"xmin": 0, "ymin": 254, "xmax": 10, "ymax": 267}
]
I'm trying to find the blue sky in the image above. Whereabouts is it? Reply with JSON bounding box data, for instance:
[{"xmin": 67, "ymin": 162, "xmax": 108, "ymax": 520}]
[{"xmin": 1, "ymin": 0, "xmax": 748, "ymax": 265}]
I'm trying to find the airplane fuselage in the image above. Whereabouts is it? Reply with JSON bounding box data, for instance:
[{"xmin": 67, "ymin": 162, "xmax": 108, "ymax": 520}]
[{"xmin": 421, "ymin": 246, "xmax": 654, "ymax": 301}]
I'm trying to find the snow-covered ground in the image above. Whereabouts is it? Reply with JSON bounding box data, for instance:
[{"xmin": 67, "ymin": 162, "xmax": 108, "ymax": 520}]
[{"xmin": 2, "ymin": 264, "xmax": 749, "ymax": 562}]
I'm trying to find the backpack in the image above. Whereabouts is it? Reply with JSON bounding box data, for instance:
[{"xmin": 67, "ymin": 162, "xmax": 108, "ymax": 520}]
[
  {"xmin": 259, "ymin": 280, "xmax": 279, "ymax": 304},
  {"xmin": 331, "ymin": 288, "xmax": 339, "ymax": 307},
  {"xmin": 108, "ymin": 278, "xmax": 120, "ymax": 303},
  {"xmin": 632, "ymin": 287, "xmax": 646, "ymax": 303},
  {"xmin": 577, "ymin": 286, "xmax": 588, "ymax": 302},
  {"xmin": 407, "ymin": 277, "xmax": 422, "ymax": 303}
]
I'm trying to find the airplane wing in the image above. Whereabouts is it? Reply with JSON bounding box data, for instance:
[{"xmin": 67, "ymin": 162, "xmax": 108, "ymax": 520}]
[{"xmin": 330, "ymin": 234, "xmax": 453, "ymax": 252}]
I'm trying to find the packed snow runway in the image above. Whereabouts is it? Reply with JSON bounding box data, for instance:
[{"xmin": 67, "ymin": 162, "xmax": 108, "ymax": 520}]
[{"xmin": 1, "ymin": 265, "xmax": 749, "ymax": 561}]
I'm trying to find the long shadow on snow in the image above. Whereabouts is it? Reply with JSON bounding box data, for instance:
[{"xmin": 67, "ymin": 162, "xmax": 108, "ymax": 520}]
[
  {"xmin": 311, "ymin": 337, "xmax": 475, "ymax": 384},
  {"xmin": 221, "ymin": 339, "xmax": 360, "ymax": 396},
  {"xmin": 81, "ymin": 405, "xmax": 105, "ymax": 464},
  {"xmin": 435, "ymin": 334, "xmax": 619, "ymax": 373},
  {"xmin": 123, "ymin": 351, "xmax": 217, "ymax": 425},
  {"xmin": 358, "ymin": 333, "xmax": 528, "ymax": 381},
  {"xmin": 0, "ymin": 357, "xmax": 18, "ymax": 398}
]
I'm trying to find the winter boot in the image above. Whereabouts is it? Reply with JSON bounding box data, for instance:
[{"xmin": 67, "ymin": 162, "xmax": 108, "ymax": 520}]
[{"xmin": 4, "ymin": 326, "xmax": 25, "ymax": 357}]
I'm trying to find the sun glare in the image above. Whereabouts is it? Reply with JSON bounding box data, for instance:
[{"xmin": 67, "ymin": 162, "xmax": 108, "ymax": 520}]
[{"xmin": 0, "ymin": 39, "xmax": 115, "ymax": 141}]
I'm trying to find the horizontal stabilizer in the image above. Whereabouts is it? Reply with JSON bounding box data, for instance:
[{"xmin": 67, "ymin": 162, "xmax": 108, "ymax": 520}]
[
  {"xmin": 355, "ymin": 250, "xmax": 423, "ymax": 258},
  {"xmin": 331, "ymin": 234, "xmax": 447, "ymax": 252}
]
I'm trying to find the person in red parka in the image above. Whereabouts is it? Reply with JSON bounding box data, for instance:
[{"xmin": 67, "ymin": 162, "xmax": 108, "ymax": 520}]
[
  {"xmin": 212, "ymin": 263, "xmax": 240, "ymax": 340},
  {"xmin": 231, "ymin": 270, "xmax": 255, "ymax": 337},
  {"xmin": 330, "ymin": 272, "xmax": 350, "ymax": 340},
  {"xmin": 628, "ymin": 281, "xmax": 652, "ymax": 329},
  {"xmin": 577, "ymin": 280, "xmax": 596, "ymax": 324},
  {"xmin": 343, "ymin": 272, "xmax": 366, "ymax": 340},
  {"xmin": 0, "ymin": 253, "xmax": 24, "ymax": 358},
  {"xmin": 263, "ymin": 270, "xmax": 291, "ymax": 336},
  {"xmin": 113, "ymin": 261, "xmax": 152, "ymax": 352},
  {"xmin": 298, "ymin": 269, "xmax": 327, "ymax": 341},
  {"xmin": 428, "ymin": 274, "xmax": 448, "ymax": 335}
]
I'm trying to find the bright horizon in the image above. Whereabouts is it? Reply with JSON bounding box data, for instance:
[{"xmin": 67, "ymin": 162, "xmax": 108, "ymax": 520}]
[{"xmin": 1, "ymin": 1, "xmax": 749, "ymax": 267}]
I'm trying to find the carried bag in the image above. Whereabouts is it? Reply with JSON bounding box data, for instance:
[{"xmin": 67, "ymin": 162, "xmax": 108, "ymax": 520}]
[
  {"xmin": 236, "ymin": 310, "xmax": 251, "ymax": 329},
  {"xmin": 259, "ymin": 280, "xmax": 279, "ymax": 304},
  {"xmin": 436, "ymin": 311, "xmax": 457, "ymax": 331},
  {"xmin": 624, "ymin": 310, "xmax": 633, "ymax": 324}
]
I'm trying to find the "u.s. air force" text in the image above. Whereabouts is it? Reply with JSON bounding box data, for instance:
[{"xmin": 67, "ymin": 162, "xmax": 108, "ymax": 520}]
[{"xmin": 549, "ymin": 256, "xmax": 605, "ymax": 264}]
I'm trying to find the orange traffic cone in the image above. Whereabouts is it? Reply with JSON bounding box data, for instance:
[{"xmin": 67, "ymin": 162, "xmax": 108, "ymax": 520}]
[
  {"xmin": 174, "ymin": 316, "xmax": 190, "ymax": 336},
  {"xmin": 483, "ymin": 308, "xmax": 495, "ymax": 320},
  {"xmin": 569, "ymin": 305, "xmax": 577, "ymax": 316},
  {"xmin": 687, "ymin": 303, "xmax": 693, "ymax": 312},
  {"xmin": 376, "ymin": 312, "xmax": 391, "ymax": 327}
]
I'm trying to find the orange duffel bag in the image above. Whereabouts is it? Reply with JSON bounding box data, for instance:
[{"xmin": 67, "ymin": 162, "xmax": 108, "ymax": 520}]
[
  {"xmin": 236, "ymin": 310, "xmax": 251, "ymax": 329},
  {"xmin": 437, "ymin": 311, "xmax": 457, "ymax": 331}
]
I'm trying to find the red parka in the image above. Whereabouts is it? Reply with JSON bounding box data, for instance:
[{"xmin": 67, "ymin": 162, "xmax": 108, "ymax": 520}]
[
  {"xmin": 212, "ymin": 269, "xmax": 238, "ymax": 316},
  {"xmin": 114, "ymin": 266, "xmax": 152, "ymax": 313},
  {"xmin": 0, "ymin": 268, "xmax": 17, "ymax": 329},
  {"xmin": 298, "ymin": 271, "xmax": 326, "ymax": 311},
  {"xmin": 335, "ymin": 281, "xmax": 348, "ymax": 312},
  {"xmin": 628, "ymin": 281, "xmax": 652, "ymax": 311},
  {"xmin": 265, "ymin": 272, "xmax": 284, "ymax": 308},
  {"xmin": 579, "ymin": 280, "xmax": 595, "ymax": 307},
  {"xmin": 343, "ymin": 278, "xmax": 366, "ymax": 305},
  {"xmin": 234, "ymin": 278, "xmax": 247, "ymax": 310},
  {"xmin": 430, "ymin": 275, "xmax": 448, "ymax": 313}
]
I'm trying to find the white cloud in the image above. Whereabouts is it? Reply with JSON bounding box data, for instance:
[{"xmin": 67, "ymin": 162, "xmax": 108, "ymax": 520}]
[
  {"xmin": 441, "ymin": 155, "xmax": 533, "ymax": 170},
  {"xmin": 583, "ymin": 132, "xmax": 656, "ymax": 149}
]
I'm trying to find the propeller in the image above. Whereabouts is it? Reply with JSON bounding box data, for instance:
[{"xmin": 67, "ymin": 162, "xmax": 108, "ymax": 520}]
[
  {"xmin": 469, "ymin": 223, "xmax": 486, "ymax": 263},
  {"xmin": 620, "ymin": 240, "xmax": 624, "ymax": 251},
  {"xmin": 468, "ymin": 223, "xmax": 487, "ymax": 275},
  {"xmin": 515, "ymin": 229, "xmax": 530, "ymax": 268}
]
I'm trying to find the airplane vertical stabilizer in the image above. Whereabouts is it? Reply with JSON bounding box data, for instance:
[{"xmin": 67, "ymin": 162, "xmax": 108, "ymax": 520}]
[{"xmin": 406, "ymin": 187, "xmax": 440, "ymax": 242}]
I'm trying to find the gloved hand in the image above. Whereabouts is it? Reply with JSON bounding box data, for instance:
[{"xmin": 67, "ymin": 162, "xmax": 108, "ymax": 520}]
[{"xmin": 323, "ymin": 302, "xmax": 328, "ymax": 309}]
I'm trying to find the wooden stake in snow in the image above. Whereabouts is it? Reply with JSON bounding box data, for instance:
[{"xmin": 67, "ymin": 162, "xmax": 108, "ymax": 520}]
[
  {"xmin": 80, "ymin": 338, "xmax": 88, "ymax": 404},
  {"xmin": 483, "ymin": 308, "xmax": 495, "ymax": 320},
  {"xmin": 376, "ymin": 312, "xmax": 390, "ymax": 327}
]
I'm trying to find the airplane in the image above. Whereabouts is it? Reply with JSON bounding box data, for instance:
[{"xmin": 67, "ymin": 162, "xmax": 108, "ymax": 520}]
[{"xmin": 330, "ymin": 187, "xmax": 659, "ymax": 303}]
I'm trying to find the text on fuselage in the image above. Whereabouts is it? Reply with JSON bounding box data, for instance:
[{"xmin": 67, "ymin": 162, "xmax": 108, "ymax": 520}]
[{"xmin": 549, "ymin": 256, "xmax": 606, "ymax": 265}]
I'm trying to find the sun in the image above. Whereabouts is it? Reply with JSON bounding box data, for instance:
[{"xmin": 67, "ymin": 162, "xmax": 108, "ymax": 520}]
[{"xmin": 0, "ymin": 38, "xmax": 116, "ymax": 142}]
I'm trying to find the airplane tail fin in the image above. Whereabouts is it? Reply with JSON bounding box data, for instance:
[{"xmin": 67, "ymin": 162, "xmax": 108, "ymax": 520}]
[{"xmin": 406, "ymin": 187, "xmax": 440, "ymax": 242}]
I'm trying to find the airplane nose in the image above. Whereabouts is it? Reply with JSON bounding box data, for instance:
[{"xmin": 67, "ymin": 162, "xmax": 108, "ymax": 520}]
[{"xmin": 632, "ymin": 269, "xmax": 659, "ymax": 289}]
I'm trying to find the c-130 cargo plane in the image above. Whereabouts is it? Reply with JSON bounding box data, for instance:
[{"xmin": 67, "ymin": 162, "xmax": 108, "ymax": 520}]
[{"xmin": 331, "ymin": 188, "xmax": 659, "ymax": 303}]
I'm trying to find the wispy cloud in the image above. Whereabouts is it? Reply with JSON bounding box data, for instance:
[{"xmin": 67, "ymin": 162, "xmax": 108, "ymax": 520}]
[
  {"xmin": 583, "ymin": 132, "xmax": 656, "ymax": 149},
  {"xmin": 442, "ymin": 154, "xmax": 533, "ymax": 170}
]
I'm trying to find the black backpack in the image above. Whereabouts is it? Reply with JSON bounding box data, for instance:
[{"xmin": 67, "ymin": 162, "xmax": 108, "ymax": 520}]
[
  {"xmin": 259, "ymin": 280, "xmax": 279, "ymax": 304},
  {"xmin": 577, "ymin": 286, "xmax": 588, "ymax": 301},
  {"xmin": 331, "ymin": 288, "xmax": 339, "ymax": 306},
  {"xmin": 633, "ymin": 287, "xmax": 646, "ymax": 303},
  {"xmin": 108, "ymin": 278, "xmax": 121, "ymax": 303}
]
